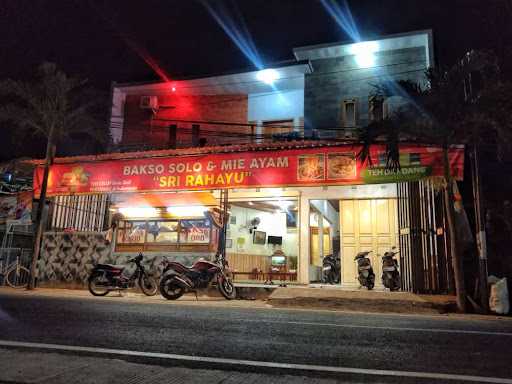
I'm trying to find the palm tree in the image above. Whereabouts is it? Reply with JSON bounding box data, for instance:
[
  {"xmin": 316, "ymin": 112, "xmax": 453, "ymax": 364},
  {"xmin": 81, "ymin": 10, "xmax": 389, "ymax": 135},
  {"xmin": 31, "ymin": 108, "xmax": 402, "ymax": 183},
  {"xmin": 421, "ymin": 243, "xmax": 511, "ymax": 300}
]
[
  {"xmin": 0, "ymin": 62, "xmax": 108, "ymax": 289},
  {"xmin": 357, "ymin": 51, "xmax": 512, "ymax": 312}
]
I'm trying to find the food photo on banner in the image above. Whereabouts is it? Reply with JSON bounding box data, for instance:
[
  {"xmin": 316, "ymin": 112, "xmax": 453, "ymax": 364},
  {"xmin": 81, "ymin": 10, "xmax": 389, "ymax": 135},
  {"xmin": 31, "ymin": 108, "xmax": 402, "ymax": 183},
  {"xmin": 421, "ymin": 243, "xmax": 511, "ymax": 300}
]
[{"xmin": 33, "ymin": 145, "xmax": 465, "ymax": 196}]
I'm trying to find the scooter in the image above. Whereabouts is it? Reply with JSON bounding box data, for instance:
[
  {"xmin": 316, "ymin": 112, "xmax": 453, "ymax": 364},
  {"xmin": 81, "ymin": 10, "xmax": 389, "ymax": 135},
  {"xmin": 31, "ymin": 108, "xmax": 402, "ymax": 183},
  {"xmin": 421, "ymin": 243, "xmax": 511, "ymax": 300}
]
[
  {"xmin": 322, "ymin": 253, "xmax": 341, "ymax": 284},
  {"xmin": 381, "ymin": 247, "xmax": 400, "ymax": 291},
  {"xmin": 354, "ymin": 251, "xmax": 375, "ymax": 290},
  {"xmin": 88, "ymin": 253, "xmax": 158, "ymax": 296}
]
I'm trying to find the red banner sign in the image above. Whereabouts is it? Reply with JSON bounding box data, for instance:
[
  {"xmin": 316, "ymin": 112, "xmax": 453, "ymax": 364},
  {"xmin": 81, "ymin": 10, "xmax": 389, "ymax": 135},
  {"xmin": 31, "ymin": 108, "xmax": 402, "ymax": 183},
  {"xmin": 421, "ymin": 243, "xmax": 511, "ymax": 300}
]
[{"xmin": 34, "ymin": 145, "xmax": 464, "ymax": 197}]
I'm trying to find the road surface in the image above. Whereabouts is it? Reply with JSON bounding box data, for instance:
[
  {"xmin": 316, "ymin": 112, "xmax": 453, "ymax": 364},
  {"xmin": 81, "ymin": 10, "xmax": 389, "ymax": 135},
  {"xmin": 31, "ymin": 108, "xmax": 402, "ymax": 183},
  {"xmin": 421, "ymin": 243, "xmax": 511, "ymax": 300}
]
[{"xmin": 0, "ymin": 291, "xmax": 511, "ymax": 383}]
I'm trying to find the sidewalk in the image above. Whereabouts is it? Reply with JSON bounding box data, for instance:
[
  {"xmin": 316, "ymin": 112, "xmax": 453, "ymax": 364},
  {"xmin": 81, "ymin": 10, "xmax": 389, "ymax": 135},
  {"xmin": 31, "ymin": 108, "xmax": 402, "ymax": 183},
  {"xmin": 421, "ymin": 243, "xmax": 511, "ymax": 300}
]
[
  {"xmin": 0, "ymin": 348, "xmax": 338, "ymax": 384},
  {"xmin": 268, "ymin": 286, "xmax": 458, "ymax": 314},
  {"xmin": 1, "ymin": 285, "xmax": 457, "ymax": 315}
]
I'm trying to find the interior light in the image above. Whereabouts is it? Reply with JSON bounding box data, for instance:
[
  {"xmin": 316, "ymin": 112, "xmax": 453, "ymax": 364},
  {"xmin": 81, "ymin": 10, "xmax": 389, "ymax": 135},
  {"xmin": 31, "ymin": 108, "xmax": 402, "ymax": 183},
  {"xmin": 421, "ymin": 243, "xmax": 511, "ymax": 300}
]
[
  {"xmin": 256, "ymin": 69, "xmax": 279, "ymax": 85},
  {"xmin": 119, "ymin": 207, "xmax": 158, "ymax": 218},
  {"xmin": 171, "ymin": 86, "xmax": 176, "ymax": 92},
  {"xmin": 167, "ymin": 205, "xmax": 207, "ymax": 217},
  {"xmin": 275, "ymin": 200, "xmax": 293, "ymax": 211},
  {"xmin": 350, "ymin": 41, "xmax": 378, "ymax": 68}
]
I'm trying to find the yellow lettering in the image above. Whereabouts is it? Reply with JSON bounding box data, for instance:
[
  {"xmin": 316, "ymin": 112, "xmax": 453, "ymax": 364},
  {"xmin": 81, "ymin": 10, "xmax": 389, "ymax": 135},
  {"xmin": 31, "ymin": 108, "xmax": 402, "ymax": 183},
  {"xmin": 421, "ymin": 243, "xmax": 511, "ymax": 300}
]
[
  {"xmin": 234, "ymin": 172, "xmax": 244, "ymax": 183},
  {"xmin": 159, "ymin": 176, "xmax": 166, "ymax": 187},
  {"xmin": 185, "ymin": 175, "xmax": 195, "ymax": 186},
  {"xmin": 225, "ymin": 173, "xmax": 233, "ymax": 184},
  {"xmin": 195, "ymin": 175, "xmax": 204, "ymax": 186},
  {"xmin": 215, "ymin": 174, "xmax": 225, "ymax": 184},
  {"xmin": 205, "ymin": 174, "xmax": 214, "ymax": 185}
]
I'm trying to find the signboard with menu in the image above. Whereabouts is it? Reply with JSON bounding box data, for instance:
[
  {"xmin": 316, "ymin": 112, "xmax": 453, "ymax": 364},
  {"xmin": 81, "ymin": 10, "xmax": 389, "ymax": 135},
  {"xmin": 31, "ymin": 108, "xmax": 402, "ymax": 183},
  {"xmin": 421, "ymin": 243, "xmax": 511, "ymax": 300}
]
[{"xmin": 34, "ymin": 145, "xmax": 464, "ymax": 196}]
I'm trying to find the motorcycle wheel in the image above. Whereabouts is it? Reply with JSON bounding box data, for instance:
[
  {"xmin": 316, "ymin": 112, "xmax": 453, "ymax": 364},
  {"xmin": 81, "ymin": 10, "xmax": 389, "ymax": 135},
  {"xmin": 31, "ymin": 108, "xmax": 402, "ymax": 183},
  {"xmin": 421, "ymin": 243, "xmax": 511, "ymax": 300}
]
[
  {"xmin": 88, "ymin": 275, "xmax": 110, "ymax": 296},
  {"xmin": 159, "ymin": 276, "xmax": 185, "ymax": 300},
  {"xmin": 367, "ymin": 275, "xmax": 375, "ymax": 290},
  {"xmin": 139, "ymin": 274, "xmax": 158, "ymax": 296},
  {"xmin": 218, "ymin": 276, "xmax": 237, "ymax": 300},
  {"xmin": 391, "ymin": 275, "xmax": 401, "ymax": 291}
]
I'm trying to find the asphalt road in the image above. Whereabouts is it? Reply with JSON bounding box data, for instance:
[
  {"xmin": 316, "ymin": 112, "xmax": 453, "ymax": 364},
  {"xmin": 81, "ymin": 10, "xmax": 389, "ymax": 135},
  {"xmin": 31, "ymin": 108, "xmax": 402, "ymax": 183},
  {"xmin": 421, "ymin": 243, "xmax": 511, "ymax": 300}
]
[{"xmin": 1, "ymin": 292, "xmax": 512, "ymax": 383}]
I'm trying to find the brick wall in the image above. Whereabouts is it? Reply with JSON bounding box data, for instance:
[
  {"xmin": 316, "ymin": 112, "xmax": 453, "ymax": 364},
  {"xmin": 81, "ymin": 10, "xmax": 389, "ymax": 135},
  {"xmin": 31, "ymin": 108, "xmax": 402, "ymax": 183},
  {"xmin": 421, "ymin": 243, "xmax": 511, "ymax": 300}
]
[{"xmin": 122, "ymin": 94, "xmax": 249, "ymax": 148}]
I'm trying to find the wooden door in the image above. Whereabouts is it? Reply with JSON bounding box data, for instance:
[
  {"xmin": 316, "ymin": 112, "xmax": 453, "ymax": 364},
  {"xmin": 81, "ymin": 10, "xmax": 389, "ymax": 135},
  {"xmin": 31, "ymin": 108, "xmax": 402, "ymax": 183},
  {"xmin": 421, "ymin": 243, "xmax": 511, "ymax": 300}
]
[{"xmin": 340, "ymin": 199, "xmax": 398, "ymax": 287}]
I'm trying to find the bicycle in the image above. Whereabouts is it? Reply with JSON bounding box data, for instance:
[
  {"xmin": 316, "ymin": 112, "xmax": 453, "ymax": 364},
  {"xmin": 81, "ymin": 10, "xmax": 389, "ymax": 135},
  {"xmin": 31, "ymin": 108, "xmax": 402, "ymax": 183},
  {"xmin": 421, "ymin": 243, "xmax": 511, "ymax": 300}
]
[{"xmin": 0, "ymin": 254, "xmax": 30, "ymax": 288}]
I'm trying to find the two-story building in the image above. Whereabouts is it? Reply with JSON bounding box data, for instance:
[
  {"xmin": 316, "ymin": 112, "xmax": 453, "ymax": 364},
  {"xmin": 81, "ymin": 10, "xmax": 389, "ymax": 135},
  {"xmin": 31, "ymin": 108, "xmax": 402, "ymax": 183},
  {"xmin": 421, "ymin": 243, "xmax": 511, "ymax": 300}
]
[{"xmin": 35, "ymin": 30, "xmax": 464, "ymax": 294}]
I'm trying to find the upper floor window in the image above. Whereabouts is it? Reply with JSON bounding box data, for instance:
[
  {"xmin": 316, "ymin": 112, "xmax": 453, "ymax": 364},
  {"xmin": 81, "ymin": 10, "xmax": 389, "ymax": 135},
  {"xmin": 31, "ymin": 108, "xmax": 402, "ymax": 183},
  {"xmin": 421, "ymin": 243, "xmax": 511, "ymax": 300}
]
[
  {"xmin": 341, "ymin": 99, "xmax": 358, "ymax": 127},
  {"xmin": 369, "ymin": 95, "xmax": 384, "ymax": 122}
]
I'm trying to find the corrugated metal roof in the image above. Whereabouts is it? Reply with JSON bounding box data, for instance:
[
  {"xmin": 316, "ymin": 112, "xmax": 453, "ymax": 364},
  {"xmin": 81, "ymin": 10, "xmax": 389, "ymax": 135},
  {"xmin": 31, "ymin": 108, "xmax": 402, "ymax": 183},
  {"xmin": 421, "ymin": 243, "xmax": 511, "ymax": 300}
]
[{"xmin": 26, "ymin": 140, "xmax": 356, "ymax": 165}]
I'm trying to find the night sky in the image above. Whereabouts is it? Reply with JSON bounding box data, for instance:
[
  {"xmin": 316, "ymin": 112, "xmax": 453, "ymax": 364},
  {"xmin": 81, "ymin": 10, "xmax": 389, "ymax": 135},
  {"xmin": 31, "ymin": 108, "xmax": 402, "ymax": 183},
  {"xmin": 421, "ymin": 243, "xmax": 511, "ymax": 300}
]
[{"xmin": 0, "ymin": 0, "xmax": 509, "ymax": 160}]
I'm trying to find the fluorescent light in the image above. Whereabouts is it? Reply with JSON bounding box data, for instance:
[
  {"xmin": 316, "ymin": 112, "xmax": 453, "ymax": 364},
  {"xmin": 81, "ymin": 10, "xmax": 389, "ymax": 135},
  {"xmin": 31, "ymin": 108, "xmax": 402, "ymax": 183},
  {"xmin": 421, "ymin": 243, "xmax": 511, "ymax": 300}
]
[
  {"xmin": 350, "ymin": 41, "xmax": 378, "ymax": 68},
  {"xmin": 256, "ymin": 69, "xmax": 279, "ymax": 85},
  {"xmin": 167, "ymin": 205, "xmax": 207, "ymax": 217},
  {"xmin": 119, "ymin": 207, "xmax": 158, "ymax": 218},
  {"xmin": 275, "ymin": 200, "xmax": 293, "ymax": 211}
]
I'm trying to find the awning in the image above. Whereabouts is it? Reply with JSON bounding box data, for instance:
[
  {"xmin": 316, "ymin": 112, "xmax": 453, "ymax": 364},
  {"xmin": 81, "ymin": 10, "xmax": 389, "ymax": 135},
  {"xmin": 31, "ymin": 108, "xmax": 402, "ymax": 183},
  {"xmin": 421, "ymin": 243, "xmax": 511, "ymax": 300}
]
[{"xmin": 111, "ymin": 192, "xmax": 218, "ymax": 208}]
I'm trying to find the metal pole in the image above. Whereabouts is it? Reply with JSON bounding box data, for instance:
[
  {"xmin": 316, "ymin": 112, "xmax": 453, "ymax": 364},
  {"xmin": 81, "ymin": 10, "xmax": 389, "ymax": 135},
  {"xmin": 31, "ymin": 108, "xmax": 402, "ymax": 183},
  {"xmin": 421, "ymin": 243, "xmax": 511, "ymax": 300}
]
[{"xmin": 471, "ymin": 144, "xmax": 489, "ymax": 313}]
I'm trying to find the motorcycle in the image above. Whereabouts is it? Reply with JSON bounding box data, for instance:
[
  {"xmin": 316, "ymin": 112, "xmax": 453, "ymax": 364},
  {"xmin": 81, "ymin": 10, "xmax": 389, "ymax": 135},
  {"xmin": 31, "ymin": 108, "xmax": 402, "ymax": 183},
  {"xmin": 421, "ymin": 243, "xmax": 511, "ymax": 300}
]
[
  {"xmin": 322, "ymin": 253, "xmax": 341, "ymax": 284},
  {"xmin": 159, "ymin": 255, "xmax": 236, "ymax": 300},
  {"xmin": 354, "ymin": 251, "xmax": 375, "ymax": 290},
  {"xmin": 88, "ymin": 253, "xmax": 158, "ymax": 296},
  {"xmin": 381, "ymin": 247, "xmax": 400, "ymax": 291}
]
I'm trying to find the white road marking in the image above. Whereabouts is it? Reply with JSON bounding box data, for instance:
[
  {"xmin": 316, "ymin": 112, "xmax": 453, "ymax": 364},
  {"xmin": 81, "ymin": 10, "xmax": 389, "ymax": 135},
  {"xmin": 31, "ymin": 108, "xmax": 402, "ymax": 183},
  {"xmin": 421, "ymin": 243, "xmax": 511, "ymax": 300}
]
[
  {"xmin": 0, "ymin": 340, "xmax": 510, "ymax": 383},
  {"xmin": 234, "ymin": 318, "xmax": 512, "ymax": 337}
]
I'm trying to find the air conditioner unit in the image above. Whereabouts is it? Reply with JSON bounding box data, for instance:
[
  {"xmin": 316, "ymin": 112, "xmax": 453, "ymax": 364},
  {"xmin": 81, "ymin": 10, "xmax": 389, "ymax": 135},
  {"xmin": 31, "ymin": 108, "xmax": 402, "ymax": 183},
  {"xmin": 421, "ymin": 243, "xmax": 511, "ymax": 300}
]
[{"xmin": 140, "ymin": 96, "xmax": 158, "ymax": 110}]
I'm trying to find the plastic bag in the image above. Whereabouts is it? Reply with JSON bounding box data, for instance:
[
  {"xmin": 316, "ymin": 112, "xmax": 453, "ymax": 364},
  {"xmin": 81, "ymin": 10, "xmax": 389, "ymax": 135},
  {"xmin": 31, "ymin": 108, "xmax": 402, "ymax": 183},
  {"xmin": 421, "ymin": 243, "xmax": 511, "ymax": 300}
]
[{"xmin": 488, "ymin": 276, "xmax": 510, "ymax": 315}]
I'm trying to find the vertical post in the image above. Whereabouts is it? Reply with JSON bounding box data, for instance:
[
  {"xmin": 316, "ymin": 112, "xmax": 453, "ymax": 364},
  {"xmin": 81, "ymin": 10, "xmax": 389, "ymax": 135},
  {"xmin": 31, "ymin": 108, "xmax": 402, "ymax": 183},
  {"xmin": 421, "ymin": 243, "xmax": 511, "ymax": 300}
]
[
  {"xmin": 191, "ymin": 124, "xmax": 200, "ymax": 147},
  {"xmin": 471, "ymin": 145, "xmax": 489, "ymax": 313},
  {"xmin": 29, "ymin": 136, "xmax": 56, "ymax": 290},
  {"xmin": 168, "ymin": 124, "xmax": 177, "ymax": 149}
]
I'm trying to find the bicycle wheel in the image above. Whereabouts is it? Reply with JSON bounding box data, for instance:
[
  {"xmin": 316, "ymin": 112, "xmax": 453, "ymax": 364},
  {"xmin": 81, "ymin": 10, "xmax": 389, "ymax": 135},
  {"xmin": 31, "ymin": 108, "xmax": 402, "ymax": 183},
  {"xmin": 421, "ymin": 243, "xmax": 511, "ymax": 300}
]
[{"xmin": 6, "ymin": 265, "xmax": 30, "ymax": 288}]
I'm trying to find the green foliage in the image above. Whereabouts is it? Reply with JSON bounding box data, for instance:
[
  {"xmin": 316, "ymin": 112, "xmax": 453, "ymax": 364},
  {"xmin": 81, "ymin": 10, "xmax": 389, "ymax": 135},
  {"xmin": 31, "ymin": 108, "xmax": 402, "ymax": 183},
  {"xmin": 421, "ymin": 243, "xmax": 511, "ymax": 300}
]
[
  {"xmin": 0, "ymin": 62, "xmax": 109, "ymax": 152},
  {"xmin": 358, "ymin": 50, "xmax": 512, "ymax": 165}
]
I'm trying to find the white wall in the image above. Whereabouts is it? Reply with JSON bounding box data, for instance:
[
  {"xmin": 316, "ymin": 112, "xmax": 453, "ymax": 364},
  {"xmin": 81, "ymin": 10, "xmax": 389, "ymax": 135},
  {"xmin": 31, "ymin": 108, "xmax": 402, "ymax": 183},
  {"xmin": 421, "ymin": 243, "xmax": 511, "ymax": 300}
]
[
  {"xmin": 227, "ymin": 205, "xmax": 298, "ymax": 257},
  {"xmin": 310, "ymin": 199, "xmax": 339, "ymax": 233},
  {"xmin": 248, "ymin": 89, "xmax": 304, "ymax": 122}
]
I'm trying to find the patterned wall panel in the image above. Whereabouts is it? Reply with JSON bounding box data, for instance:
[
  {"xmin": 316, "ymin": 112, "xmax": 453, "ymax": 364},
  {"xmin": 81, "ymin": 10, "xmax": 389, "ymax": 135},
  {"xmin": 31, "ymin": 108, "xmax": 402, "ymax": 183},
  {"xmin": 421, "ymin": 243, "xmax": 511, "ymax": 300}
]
[{"xmin": 38, "ymin": 231, "xmax": 211, "ymax": 286}]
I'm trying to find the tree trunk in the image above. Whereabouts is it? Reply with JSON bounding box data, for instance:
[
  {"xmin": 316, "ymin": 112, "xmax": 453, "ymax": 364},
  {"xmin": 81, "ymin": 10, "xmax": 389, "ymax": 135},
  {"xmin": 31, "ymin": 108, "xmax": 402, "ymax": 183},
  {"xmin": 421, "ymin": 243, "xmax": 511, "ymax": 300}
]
[
  {"xmin": 443, "ymin": 144, "xmax": 466, "ymax": 312},
  {"xmin": 28, "ymin": 129, "xmax": 55, "ymax": 290}
]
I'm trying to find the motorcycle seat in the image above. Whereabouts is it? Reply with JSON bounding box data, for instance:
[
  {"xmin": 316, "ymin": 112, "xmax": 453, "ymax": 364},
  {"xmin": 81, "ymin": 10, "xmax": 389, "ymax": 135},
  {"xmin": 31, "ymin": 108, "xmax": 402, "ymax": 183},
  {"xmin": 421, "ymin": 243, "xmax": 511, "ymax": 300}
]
[{"xmin": 96, "ymin": 263, "xmax": 124, "ymax": 271}]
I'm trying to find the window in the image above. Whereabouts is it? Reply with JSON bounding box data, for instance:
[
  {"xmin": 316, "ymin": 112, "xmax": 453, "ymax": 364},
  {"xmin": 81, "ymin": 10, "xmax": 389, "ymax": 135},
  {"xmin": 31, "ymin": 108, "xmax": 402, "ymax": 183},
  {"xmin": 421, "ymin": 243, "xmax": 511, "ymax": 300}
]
[
  {"xmin": 262, "ymin": 119, "xmax": 294, "ymax": 138},
  {"xmin": 369, "ymin": 95, "xmax": 384, "ymax": 121},
  {"xmin": 179, "ymin": 219, "xmax": 210, "ymax": 244},
  {"xmin": 116, "ymin": 219, "xmax": 209, "ymax": 244},
  {"xmin": 146, "ymin": 220, "xmax": 179, "ymax": 243},
  {"xmin": 341, "ymin": 99, "xmax": 357, "ymax": 127},
  {"xmin": 117, "ymin": 221, "xmax": 146, "ymax": 244}
]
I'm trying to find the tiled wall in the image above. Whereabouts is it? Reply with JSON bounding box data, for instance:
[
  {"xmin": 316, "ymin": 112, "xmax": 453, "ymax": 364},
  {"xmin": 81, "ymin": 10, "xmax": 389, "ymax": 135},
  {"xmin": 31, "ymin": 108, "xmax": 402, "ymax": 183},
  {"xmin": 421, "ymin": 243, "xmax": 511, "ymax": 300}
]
[{"xmin": 37, "ymin": 231, "xmax": 211, "ymax": 287}]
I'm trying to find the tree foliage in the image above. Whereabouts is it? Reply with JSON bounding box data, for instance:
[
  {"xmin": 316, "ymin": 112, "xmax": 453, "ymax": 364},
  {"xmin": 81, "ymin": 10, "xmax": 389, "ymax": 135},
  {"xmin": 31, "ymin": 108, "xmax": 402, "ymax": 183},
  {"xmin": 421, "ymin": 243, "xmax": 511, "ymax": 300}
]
[
  {"xmin": 0, "ymin": 62, "xmax": 109, "ymax": 153},
  {"xmin": 357, "ymin": 50, "xmax": 512, "ymax": 165}
]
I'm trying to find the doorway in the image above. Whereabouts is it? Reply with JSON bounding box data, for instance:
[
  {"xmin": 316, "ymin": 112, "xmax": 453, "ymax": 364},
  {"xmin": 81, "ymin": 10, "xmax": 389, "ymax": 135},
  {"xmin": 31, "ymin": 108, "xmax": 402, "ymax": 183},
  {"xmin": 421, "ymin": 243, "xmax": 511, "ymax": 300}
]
[
  {"xmin": 339, "ymin": 199, "xmax": 398, "ymax": 288},
  {"xmin": 308, "ymin": 200, "xmax": 340, "ymax": 283}
]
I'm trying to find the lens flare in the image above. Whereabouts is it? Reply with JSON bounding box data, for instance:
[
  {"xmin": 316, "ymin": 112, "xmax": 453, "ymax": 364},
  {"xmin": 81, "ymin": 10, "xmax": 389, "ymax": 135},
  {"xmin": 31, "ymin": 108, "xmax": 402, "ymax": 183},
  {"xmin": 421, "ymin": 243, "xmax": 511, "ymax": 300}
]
[
  {"xmin": 320, "ymin": 0, "xmax": 361, "ymax": 42},
  {"xmin": 201, "ymin": 0, "xmax": 263, "ymax": 69}
]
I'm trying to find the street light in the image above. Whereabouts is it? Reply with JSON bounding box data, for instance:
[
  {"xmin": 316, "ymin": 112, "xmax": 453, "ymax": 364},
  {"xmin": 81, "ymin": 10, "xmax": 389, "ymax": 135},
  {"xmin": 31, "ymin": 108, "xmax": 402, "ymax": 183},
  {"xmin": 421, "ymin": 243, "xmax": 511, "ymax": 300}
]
[
  {"xmin": 350, "ymin": 41, "xmax": 379, "ymax": 68},
  {"xmin": 256, "ymin": 69, "xmax": 279, "ymax": 85}
]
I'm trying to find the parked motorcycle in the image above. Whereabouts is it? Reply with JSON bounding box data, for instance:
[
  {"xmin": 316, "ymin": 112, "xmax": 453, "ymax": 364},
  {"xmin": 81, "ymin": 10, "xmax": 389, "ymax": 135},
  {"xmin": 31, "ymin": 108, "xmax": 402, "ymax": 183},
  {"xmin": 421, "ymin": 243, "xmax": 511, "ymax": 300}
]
[
  {"xmin": 88, "ymin": 253, "xmax": 158, "ymax": 296},
  {"xmin": 322, "ymin": 253, "xmax": 341, "ymax": 284},
  {"xmin": 354, "ymin": 251, "xmax": 375, "ymax": 290},
  {"xmin": 159, "ymin": 255, "xmax": 236, "ymax": 300},
  {"xmin": 381, "ymin": 247, "xmax": 400, "ymax": 291}
]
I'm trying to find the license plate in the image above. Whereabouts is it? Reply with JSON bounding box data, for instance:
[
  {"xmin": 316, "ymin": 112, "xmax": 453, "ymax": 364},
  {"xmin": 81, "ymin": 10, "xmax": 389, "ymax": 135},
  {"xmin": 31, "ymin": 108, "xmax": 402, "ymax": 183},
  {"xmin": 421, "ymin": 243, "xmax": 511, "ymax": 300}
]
[{"xmin": 323, "ymin": 266, "xmax": 331, "ymax": 271}]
